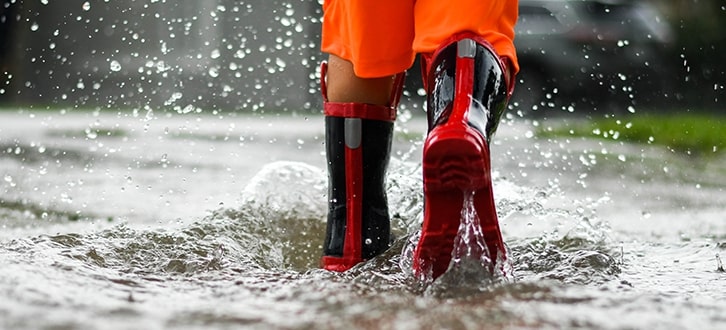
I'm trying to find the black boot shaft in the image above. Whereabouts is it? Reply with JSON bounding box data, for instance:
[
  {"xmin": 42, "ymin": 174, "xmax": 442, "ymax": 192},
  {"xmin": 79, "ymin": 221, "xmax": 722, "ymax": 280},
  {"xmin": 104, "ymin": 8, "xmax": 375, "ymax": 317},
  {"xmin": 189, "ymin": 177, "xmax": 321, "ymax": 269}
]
[
  {"xmin": 472, "ymin": 41, "xmax": 509, "ymax": 141},
  {"xmin": 324, "ymin": 116, "xmax": 393, "ymax": 260},
  {"xmin": 426, "ymin": 39, "xmax": 509, "ymax": 142}
]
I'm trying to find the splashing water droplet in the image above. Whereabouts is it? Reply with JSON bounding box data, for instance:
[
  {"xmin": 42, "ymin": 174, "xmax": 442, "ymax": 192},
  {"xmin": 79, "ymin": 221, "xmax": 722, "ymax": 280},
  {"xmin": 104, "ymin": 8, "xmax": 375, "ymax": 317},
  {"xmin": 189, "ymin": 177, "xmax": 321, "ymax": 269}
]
[
  {"xmin": 109, "ymin": 60, "xmax": 122, "ymax": 72},
  {"xmin": 82, "ymin": 2, "xmax": 91, "ymax": 11},
  {"xmin": 179, "ymin": 104, "xmax": 195, "ymax": 114},
  {"xmin": 208, "ymin": 67, "xmax": 219, "ymax": 78},
  {"xmin": 85, "ymin": 128, "xmax": 97, "ymax": 140},
  {"xmin": 275, "ymin": 58, "xmax": 286, "ymax": 69},
  {"xmin": 210, "ymin": 49, "xmax": 220, "ymax": 59},
  {"xmin": 30, "ymin": 23, "xmax": 39, "ymax": 31}
]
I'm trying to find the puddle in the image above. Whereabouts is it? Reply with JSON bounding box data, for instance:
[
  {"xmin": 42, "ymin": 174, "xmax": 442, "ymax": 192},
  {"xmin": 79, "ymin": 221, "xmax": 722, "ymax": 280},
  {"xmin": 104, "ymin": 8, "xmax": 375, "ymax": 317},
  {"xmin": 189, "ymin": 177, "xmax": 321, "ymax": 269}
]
[{"xmin": 1, "ymin": 111, "xmax": 725, "ymax": 329}]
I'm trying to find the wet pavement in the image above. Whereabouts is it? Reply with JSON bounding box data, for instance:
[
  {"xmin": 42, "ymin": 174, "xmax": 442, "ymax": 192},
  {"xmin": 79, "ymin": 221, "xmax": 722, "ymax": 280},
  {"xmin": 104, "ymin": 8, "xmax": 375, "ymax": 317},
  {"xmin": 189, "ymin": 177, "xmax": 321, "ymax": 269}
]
[{"xmin": 1, "ymin": 109, "xmax": 725, "ymax": 329}]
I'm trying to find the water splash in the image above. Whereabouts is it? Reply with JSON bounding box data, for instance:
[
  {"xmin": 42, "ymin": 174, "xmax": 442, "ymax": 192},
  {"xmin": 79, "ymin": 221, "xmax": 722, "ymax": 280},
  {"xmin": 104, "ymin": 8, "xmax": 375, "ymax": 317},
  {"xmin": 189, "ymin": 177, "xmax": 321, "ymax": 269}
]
[
  {"xmin": 450, "ymin": 191, "xmax": 492, "ymax": 270},
  {"xmin": 423, "ymin": 191, "xmax": 511, "ymax": 296},
  {"xmin": 2, "ymin": 146, "xmax": 723, "ymax": 329}
]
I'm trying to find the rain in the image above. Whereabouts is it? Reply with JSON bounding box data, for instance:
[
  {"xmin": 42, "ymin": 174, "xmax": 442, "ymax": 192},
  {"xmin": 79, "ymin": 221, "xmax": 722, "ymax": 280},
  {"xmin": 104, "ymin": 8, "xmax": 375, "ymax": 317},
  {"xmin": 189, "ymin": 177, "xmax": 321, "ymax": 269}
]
[{"xmin": 1, "ymin": 0, "xmax": 725, "ymax": 329}]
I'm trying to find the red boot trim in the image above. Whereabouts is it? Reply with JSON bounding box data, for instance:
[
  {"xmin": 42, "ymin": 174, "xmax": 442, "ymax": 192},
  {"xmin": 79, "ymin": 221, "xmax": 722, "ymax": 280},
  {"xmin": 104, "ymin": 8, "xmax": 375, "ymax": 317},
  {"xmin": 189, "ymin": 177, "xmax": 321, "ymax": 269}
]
[
  {"xmin": 342, "ymin": 142, "xmax": 363, "ymax": 267},
  {"xmin": 321, "ymin": 256, "xmax": 364, "ymax": 272},
  {"xmin": 324, "ymin": 102, "xmax": 396, "ymax": 122},
  {"xmin": 319, "ymin": 136, "xmax": 365, "ymax": 273}
]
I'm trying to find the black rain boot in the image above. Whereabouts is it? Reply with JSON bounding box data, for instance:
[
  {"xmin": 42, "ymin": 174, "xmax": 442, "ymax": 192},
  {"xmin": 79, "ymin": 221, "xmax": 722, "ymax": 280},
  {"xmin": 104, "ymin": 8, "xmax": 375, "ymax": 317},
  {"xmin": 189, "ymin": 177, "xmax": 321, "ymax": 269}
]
[
  {"xmin": 413, "ymin": 32, "xmax": 514, "ymax": 279},
  {"xmin": 320, "ymin": 63, "xmax": 405, "ymax": 271}
]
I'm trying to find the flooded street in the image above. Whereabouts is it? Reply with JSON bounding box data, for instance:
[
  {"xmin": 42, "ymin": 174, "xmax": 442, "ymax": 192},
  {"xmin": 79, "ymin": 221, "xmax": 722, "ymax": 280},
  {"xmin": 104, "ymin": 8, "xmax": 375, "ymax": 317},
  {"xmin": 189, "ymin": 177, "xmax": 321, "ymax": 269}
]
[{"xmin": 1, "ymin": 109, "xmax": 725, "ymax": 329}]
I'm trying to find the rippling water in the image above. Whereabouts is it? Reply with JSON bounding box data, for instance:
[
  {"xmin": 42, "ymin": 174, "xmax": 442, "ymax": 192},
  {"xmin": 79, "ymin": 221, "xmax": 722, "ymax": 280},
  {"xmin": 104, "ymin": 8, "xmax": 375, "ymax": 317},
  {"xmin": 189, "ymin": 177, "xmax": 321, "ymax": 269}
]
[{"xmin": 1, "ymin": 110, "xmax": 724, "ymax": 329}]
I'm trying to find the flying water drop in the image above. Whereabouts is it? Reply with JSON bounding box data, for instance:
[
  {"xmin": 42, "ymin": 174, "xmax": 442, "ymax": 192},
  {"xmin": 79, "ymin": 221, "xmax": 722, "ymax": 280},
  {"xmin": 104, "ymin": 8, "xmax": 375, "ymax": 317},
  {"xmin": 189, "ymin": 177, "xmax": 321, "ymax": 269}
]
[{"xmin": 109, "ymin": 60, "xmax": 122, "ymax": 72}]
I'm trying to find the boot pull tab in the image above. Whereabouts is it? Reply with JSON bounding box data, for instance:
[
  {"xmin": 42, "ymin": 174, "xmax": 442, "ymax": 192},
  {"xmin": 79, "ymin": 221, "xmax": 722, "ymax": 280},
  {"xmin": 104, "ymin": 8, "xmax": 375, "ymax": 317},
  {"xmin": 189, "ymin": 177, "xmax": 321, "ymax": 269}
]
[
  {"xmin": 502, "ymin": 57, "xmax": 516, "ymax": 98},
  {"xmin": 388, "ymin": 71, "xmax": 406, "ymax": 109},
  {"xmin": 320, "ymin": 62, "xmax": 329, "ymax": 102}
]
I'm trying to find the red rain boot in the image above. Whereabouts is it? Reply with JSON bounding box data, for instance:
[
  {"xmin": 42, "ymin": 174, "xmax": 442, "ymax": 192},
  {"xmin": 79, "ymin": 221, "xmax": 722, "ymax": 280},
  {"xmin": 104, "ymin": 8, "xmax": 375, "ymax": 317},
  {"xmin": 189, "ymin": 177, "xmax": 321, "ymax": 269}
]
[
  {"xmin": 320, "ymin": 63, "xmax": 406, "ymax": 271},
  {"xmin": 413, "ymin": 33, "xmax": 514, "ymax": 279}
]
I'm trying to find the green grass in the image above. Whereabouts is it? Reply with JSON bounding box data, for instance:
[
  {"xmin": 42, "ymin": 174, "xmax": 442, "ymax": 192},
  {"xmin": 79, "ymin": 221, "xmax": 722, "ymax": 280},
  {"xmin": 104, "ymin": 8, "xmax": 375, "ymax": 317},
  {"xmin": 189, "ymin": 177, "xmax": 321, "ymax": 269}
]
[
  {"xmin": 537, "ymin": 113, "xmax": 726, "ymax": 156},
  {"xmin": 0, "ymin": 198, "xmax": 112, "ymax": 222},
  {"xmin": 46, "ymin": 127, "xmax": 129, "ymax": 139}
]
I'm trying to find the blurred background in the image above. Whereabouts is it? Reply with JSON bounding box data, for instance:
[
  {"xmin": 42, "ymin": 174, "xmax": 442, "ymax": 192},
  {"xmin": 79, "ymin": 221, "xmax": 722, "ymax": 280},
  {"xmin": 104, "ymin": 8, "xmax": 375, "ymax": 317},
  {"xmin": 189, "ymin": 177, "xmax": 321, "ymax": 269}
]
[{"xmin": 0, "ymin": 0, "xmax": 723, "ymax": 116}]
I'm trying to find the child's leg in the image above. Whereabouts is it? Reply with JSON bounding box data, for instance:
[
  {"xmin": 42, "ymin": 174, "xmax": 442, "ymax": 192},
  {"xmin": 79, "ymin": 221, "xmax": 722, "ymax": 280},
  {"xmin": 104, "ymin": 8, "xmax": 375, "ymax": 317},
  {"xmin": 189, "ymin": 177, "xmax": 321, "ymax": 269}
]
[
  {"xmin": 320, "ymin": 59, "xmax": 405, "ymax": 271},
  {"xmin": 410, "ymin": 1, "xmax": 519, "ymax": 279},
  {"xmin": 319, "ymin": 0, "xmax": 414, "ymax": 270},
  {"xmin": 325, "ymin": 54, "xmax": 395, "ymax": 105},
  {"xmin": 319, "ymin": 0, "xmax": 519, "ymax": 275}
]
